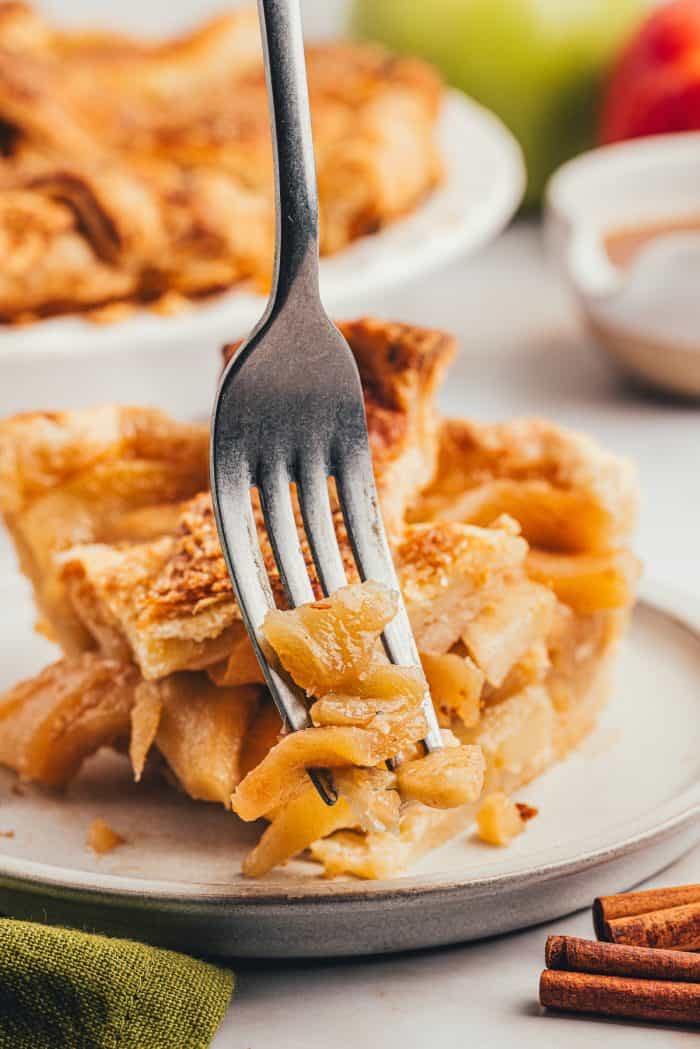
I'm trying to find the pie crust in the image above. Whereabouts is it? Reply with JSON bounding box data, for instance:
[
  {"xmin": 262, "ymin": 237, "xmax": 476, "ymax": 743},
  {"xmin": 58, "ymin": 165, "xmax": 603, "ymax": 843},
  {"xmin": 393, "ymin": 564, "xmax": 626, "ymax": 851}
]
[{"xmin": 0, "ymin": 5, "xmax": 443, "ymax": 321}]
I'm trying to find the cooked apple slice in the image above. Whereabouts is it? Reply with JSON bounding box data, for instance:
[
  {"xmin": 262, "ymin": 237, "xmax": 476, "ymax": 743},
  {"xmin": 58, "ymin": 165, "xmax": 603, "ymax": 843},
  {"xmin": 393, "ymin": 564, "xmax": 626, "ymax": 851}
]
[
  {"xmin": 0, "ymin": 654, "xmax": 138, "ymax": 787},
  {"xmin": 482, "ymin": 641, "xmax": 550, "ymax": 706},
  {"xmin": 242, "ymin": 788, "xmax": 354, "ymax": 878},
  {"xmin": 309, "ymin": 692, "xmax": 422, "ymax": 738},
  {"xmin": 477, "ymin": 792, "xmax": 529, "ymax": 846},
  {"xmin": 309, "ymin": 665, "xmax": 424, "ymax": 734},
  {"xmin": 262, "ymin": 581, "xmax": 398, "ymax": 696},
  {"xmin": 334, "ymin": 767, "xmax": 401, "ymax": 833},
  {"xmin": 420, "ymin": 648, "xmax": 484, "ymax": 727},
  {"xmin": 207, "ymin": 629, "xmax": 266, "ymax": 687},
  {"xmin": 351, "ymin": 664, "xmax": 426, "ymax": 701},
  {"xmin": 239, "ymin": 700, "xmax": 282, "ymax": 778},
  {"xmin": 526, "ymin": 548, "xmax": 641, "ymax": 615},
  {"xmin": 129, "ymin": 684, "xmax": 163, "ymax": 781},
  {"xmin": 462, "ymin": 685, "xmax": 555, "ymax": 794},
  {"xmin": 137, "ymin": 675, "xmax": 261, "ymax": 805},
  {"xmin": 396, "ymin": 743, "xmax": 484, "ymax": 808},
  {"xmin": 232, "ymin": 713, "xmax": 427, "ymax": 822},
  {"xmin": 461, "ymin": 580, "xmax": 556, "ymax": 686}
]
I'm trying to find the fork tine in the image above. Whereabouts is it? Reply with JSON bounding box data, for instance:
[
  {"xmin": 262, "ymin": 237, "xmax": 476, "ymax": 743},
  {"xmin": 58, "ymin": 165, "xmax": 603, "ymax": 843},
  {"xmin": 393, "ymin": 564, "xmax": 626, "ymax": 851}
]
[
  {"xmin": 212, "ymin": 473, "xmax": 316, "ymax": 729},
  {"xmin": 246, "ymin": 463, "xmax": 340, "ymax": 805},
  {"xmin": 335, "ymin": 449, "xmax": 444, "ymax": 753},
  {"xmin": 257, "ymin": 461, "xmax": 315, "ymax": 608},
  {"xmin": 212, "ymin": 465, "xmax": 277, "ymax": 632},
  {"xmin": 297, "ymin": 456, "xmax": 347, "ymax": 596}
]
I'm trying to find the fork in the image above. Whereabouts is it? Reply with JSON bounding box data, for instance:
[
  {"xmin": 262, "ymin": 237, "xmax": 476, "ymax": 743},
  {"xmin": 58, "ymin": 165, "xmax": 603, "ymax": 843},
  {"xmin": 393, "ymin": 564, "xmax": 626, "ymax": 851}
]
[{"xmin": 210, "ymin": 0, "xmax": 442, "ymax": 805}]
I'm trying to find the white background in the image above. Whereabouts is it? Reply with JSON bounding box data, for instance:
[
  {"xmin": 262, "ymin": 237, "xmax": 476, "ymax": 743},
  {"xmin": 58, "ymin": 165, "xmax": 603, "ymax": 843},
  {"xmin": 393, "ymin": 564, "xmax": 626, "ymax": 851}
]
[{"xmin": 8, "ymin": 3, "xmax": 700, "ymax": 1045}]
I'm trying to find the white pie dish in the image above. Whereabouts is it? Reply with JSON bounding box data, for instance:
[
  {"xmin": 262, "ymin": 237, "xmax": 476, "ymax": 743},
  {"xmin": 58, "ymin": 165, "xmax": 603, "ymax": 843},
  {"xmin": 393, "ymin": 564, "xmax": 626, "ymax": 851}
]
[
  {"xmin": 0, "ymin": 90, "xmax": 524, "ymax": 420},
  {"xmin": 0, "ymin": 566, "xmax": 698, "ymax": 959},
  {"xmin": 546, "ymin": 132, "xmax": 700, "ymax": 397}
]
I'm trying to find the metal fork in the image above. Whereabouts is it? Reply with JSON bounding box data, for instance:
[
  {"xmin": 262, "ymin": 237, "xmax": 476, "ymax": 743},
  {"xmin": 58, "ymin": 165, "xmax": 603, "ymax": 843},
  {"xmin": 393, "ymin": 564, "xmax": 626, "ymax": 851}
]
[{"xmin": 210, "ymin": 0, "xmax": 442, "ymax": 805}]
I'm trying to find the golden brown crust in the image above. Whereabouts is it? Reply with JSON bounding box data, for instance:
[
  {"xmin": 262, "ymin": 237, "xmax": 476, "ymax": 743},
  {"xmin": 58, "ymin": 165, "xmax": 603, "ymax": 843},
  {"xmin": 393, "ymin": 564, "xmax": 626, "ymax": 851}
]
[
  {"xmin": 412, "ymin": 417, "xmax": 638, "ymax": 552},
  {"xmin": 224, "ymin": 316, "xmax": 454, "ymax": 535},
  {"xmin": 396, "ymin": 518, "xmax": 526, "ymax": 606},
  {"xmin": 0, "ymin": 405, "xmax": 209, "ymax": 653},
  {"xmin": 148, "ymin": 494, "xmax": 233, "ymax": 616},
  {"xmin": 0, "ymin": 318, "xmax": 452, "ymax": 669},
  {"xmin": 0, "ymin": 5, "xmax": 443, "ymax": 321},
  {"xmin": 140, "ymin": 490, "xmax": 343, "ymax": 622},
  {"xmin": 434, "ymin": 417, "xmax": 636, "ymax": 494},
  {"xmin": 57, "ymin": 319, "xmax": 453, "ymax": 658},
  {"xmin": 0, "ymin": 404, "xmax": 209, "ymax": 514}
]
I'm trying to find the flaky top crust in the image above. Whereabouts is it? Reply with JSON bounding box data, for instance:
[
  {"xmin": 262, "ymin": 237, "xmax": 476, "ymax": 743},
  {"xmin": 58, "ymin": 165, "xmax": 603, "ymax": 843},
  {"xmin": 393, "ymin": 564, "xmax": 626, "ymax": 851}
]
[
  {"xmin": 0, "ymin": 4, "xmax": 443, "ymax": 320},
  {"xmin": 0, "ymin": 405, "xmax": 209, "ymax": 515},
  {"xmin": 61, "ymin": 319, "xmax": 455, "ymax": 631},
  {"xmin": 0, "ymin": 317, "xmax": 454, "ymax": 662},
  {"xmin": 412, "ymin": 416, "xmax": 638, "ymax": 550},
  {"xmin": 0, "ymin": 317, "xmax": 639, "ymax": 678},
  {"xmin": 435, "ymin": 417, "xmax": 637, "ymax": 500}
]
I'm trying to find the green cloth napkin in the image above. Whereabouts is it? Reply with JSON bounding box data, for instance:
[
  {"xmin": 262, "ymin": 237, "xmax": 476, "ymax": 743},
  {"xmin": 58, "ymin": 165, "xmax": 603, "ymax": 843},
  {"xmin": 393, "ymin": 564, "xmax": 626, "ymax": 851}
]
[{"xmin": 0, "ymin": 919, "xmax": 234, "ymax": 1049}]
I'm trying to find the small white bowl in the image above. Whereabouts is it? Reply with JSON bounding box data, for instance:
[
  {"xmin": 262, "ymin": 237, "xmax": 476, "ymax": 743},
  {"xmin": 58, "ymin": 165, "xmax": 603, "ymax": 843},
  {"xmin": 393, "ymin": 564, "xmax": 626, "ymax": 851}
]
[{"xmin": 545, "ymin": 132, "xmax": 700, "ymax": 397}]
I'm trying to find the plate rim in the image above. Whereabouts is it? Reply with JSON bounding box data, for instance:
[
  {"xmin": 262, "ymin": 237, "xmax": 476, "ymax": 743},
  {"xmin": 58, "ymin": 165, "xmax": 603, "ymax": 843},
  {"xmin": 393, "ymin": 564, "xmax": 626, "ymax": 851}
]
[
  {"xmin": 0, "ymin": 90, "xmax": 526, "ymax": 360},
  {"xmin": 0, "ymin": 580, "xmax": 699, "ymax": 910}
]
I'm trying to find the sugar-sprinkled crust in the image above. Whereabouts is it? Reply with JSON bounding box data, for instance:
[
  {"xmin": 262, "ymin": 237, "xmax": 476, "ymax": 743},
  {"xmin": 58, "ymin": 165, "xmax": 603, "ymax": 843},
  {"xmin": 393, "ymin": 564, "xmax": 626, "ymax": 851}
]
[{"xmin": 57, "ymin": 320, "xmax": 455, "ymax": 675}]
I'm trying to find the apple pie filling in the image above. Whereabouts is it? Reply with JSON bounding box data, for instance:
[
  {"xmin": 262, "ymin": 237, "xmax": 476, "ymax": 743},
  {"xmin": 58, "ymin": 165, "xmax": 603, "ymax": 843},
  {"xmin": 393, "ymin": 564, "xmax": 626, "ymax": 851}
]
[{"xmin": 0, "ymin": 317, "xmax": 639, "ymax": 878}]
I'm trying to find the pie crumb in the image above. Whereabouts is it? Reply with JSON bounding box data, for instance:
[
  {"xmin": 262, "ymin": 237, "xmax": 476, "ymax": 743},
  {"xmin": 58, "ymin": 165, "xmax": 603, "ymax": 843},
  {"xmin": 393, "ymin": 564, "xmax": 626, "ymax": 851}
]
[
  {"xmin": 477, "ymin": 793, "xmax": 532, "ymax": 846},
  {"xmin": 515, "ymin": 802, "xmax": 539, "ymax": 823},
  {"xmin": 87, "ymin": 818, "xmax": 125, "ymax": 855}
]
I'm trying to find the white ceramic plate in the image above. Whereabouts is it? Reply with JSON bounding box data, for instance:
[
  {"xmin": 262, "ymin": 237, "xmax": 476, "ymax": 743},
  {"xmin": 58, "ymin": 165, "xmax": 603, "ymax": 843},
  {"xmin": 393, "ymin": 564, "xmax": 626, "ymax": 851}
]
[
  {"xmin": 0, "ymin": 568, "xmax": 699, "ymax": 958},
  {"xmin": 0, "ymin": 91, "xmax": 524, "ymax": 420}
]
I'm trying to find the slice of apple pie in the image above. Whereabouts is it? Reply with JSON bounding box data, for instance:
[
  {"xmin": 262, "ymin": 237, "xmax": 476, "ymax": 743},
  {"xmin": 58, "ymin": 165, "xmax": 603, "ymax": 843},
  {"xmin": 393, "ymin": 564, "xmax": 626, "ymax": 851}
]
[
  {"xmin": 0, "ymin": 317, "xmax": 640, "ymax": 879},
  {"xmin": 0, "ymin": 4, "xmax": 443, "ymax": 321}
]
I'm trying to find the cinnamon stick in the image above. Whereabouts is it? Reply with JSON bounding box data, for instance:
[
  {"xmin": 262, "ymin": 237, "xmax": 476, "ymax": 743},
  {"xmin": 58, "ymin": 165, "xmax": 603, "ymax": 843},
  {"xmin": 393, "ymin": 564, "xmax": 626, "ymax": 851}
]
[
  {"xmin": 539, "ymin": 970, "xmax": 700, "ymax": 1025},
  {"xmin": 546, "ymin": 936, "xmax": 700, "ymax": 983},
  {"xmin": 598, "ymin": 902, "xmax": 700, "ymax": 951},
  {"xmin": 594, "ymin": 885, "xmax": 700, "ymax": 936}
]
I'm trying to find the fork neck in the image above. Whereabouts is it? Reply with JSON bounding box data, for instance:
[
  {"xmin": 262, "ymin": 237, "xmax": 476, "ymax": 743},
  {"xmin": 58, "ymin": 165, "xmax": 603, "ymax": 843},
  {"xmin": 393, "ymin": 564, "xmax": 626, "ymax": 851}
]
[{"xmin": 258, "ymin": 0, "xmax": 321, "ymax": 314}]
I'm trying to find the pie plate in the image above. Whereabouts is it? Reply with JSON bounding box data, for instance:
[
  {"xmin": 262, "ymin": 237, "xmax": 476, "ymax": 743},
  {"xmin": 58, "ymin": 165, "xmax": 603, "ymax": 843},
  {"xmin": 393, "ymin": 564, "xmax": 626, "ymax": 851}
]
[
  {"xmin": 0, "ymin": 91, "xmax": 524, "ymax": 420},
  {"xmin": 0, "ymin": 566, "xmax": 699, "ymax": 959}
]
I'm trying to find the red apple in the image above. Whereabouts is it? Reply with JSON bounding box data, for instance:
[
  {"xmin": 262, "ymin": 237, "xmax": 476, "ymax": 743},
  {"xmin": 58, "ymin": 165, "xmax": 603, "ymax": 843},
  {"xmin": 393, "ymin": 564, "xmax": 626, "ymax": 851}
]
[{"xmin": 601, "ymin": 0, "xmax": 700, "ymax": 143}]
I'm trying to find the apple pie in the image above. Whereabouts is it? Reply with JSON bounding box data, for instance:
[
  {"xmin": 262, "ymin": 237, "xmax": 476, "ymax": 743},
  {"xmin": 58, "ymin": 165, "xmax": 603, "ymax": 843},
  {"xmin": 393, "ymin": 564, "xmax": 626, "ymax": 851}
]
[
  {"xmin": 0, "ymin": 3, "xmax": 443, "ymax": 322},
  {"xmin": 0, "ymin": 317, "xmax": 640, "ymax": 878}
]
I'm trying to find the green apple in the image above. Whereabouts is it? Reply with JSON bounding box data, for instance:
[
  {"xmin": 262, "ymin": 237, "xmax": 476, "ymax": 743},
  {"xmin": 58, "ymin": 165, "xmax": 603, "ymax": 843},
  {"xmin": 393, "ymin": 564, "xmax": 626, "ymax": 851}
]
[{"xmin": 352, "ymin": 0, "xmax": 648, "ymax": 206}]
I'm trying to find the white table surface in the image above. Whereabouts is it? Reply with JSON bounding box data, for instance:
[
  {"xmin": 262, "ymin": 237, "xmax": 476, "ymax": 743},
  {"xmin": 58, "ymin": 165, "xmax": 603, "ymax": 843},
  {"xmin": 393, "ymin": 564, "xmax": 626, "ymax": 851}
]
[{"xmin": 210, "ymin": 222, "xmax": 700, "ymax": 1047}]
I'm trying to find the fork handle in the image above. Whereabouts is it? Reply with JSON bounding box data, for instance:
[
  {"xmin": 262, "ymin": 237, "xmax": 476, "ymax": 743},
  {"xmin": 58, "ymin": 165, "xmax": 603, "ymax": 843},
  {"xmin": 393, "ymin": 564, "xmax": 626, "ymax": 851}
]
[{"xmin": 258, "ymin": 0, "xmax": 321, "ymax": 310}]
